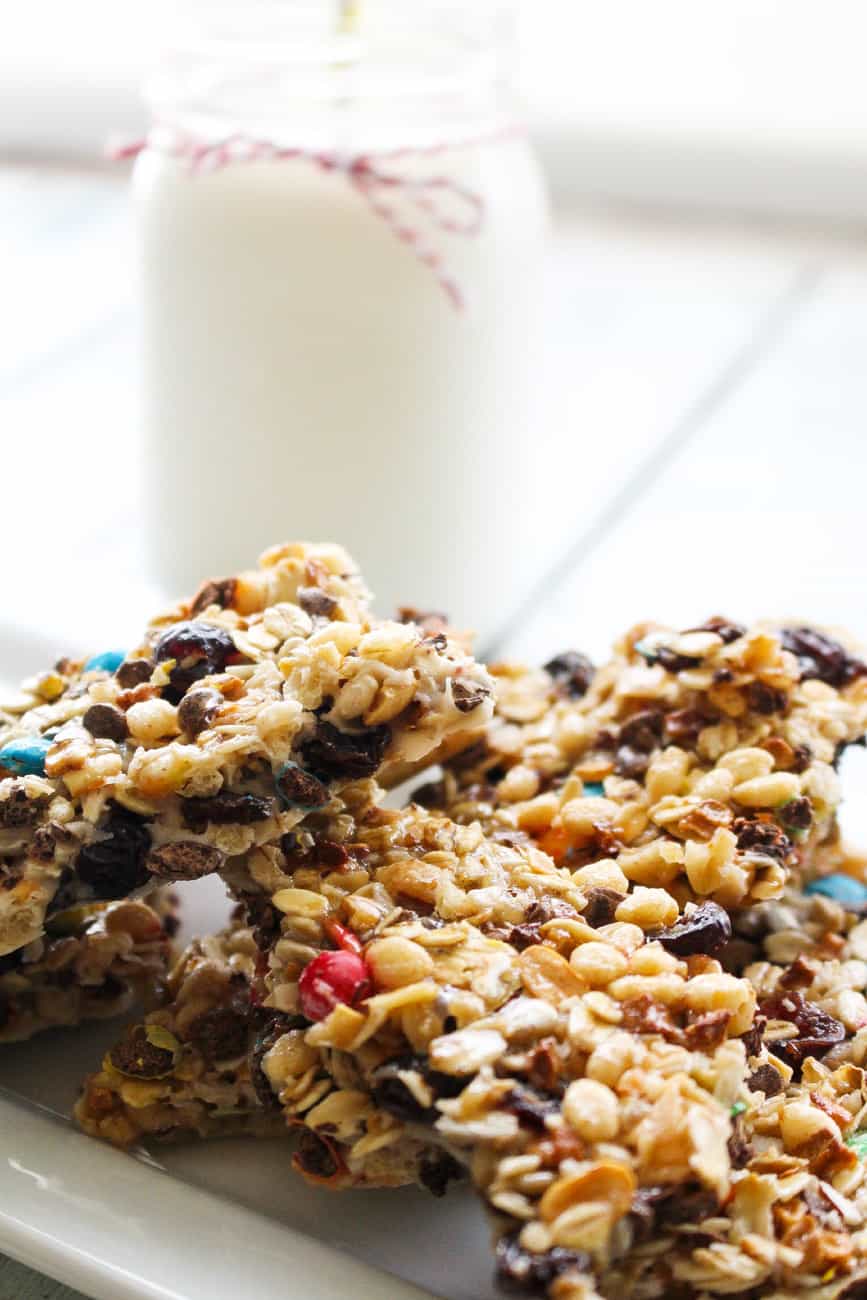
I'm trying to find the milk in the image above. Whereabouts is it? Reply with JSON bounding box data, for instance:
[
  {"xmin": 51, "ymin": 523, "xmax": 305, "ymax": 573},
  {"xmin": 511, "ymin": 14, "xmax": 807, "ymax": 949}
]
[{"xmin": 137, "ymin": 36, "xmax": 547, "ymax": 646}]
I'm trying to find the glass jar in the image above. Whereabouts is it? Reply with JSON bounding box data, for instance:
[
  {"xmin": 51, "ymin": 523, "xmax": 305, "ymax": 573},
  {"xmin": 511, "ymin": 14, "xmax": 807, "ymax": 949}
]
[{"xmin": 136, "ymin": 1, "xmax": 548, "ymax": 645}]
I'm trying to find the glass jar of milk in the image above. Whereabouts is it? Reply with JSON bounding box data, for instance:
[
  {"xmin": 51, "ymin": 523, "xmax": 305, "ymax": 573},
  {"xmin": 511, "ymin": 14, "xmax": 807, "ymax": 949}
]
[{"xmin": 136, "ymin": 1, "xmax": 548, "ymax": 645}]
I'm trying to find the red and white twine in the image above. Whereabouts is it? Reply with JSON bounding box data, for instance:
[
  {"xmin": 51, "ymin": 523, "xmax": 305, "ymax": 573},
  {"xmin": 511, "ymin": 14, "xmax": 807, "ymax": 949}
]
[{"xmin": 114, "ymin": 127, "xmax": 515, "ymax": 310}]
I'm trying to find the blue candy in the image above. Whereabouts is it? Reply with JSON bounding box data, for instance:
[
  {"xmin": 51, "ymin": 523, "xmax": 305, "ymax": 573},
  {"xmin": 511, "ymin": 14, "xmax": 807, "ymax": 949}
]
[
  {"xmin": 804, "ymin": 873, "xmax": 867, "ymax": 906},
  {"xmin": 0, "ymin": 735, "xmax": 52, "ymax": 776},
  {"xmin": 84, "ymin": 650, "xmax": 126, "ymax": 674},
  {"xmin": 583, "ymin": 782, "xmax": 605, "ymax": 797}
]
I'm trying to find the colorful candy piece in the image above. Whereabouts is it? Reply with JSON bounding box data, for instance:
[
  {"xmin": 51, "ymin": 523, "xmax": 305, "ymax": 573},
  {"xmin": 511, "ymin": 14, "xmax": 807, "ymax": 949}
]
[
  {"xmin": 298, "ymin": 950, "xmax": 371, "ymax": 1022},
  {"xmin": 804, "ymin": 872, "xmax": 867, "ymax": 906},
  {"xmin": 583, "ymin": 781, "xmax": 605, "ymax": 797},
  {"xmin": 84, "ymin": 650, "xmax": 127, "ymax": 674},
  {"xmin": 0, "ymin": 736, "xmax": 52, "ymax": 776}
]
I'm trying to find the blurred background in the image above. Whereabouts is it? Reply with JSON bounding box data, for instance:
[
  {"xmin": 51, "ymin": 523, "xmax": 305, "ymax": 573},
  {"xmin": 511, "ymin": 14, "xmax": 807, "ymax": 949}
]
[{"xmin": 2, "ymin": 0, "xmax": 866, "ymax": 663}]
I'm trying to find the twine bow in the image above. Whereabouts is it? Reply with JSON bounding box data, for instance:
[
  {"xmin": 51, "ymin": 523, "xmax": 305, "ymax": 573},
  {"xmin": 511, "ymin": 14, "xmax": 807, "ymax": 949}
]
[{"xmin": 113, "ymin": 128, "xmax": 504, "ymax": 310}]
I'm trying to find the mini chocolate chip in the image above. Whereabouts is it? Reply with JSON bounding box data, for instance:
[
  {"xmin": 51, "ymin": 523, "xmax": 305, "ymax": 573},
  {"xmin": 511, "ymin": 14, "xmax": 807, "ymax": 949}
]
[
  {"xmin": 147, "ymin": 841, "xmax": 225, "ymax": 881},
  {"xmin": 652, "ymin": 901, "xmax": 732, "ymax": 957},
  {"xmin": 82, "ymin": 703, "xmax": 128, "ymax": 742},
  {"xmin": 543, "ymin": 651, "xmax": 595, "ymax": 698},
  {"xmin": 114, "ymin": 658, "xmax": 153, "ymax": 688},
  {"xmin": 189, "ymin": 577, "xmax": 238, "ymax": 616},
  {"xmin": 297, "ymin": 586, "xmax": 337, "ymax": 618},
  {"xmin": 747, "ymin": 1063, "xmax": 783, "ymax": 1096},
  {"xmin": 177, "ymin": 687, "xmax": 223, "ymax": 737},
  {"xmin": 452, "ymin": 679, "xmax": 492, "ymax": 713},
  {"xmin": 781, "ymin": 796, "xmax": 813, "ymax": 830},
  {"xmin": 582, "ymin": 887, "xmax": 624, "ymax": 928},
  {"xmin": 300, "ymin": 719, "xmax": 391, "ymax": 781},
  {"xmin": 733, "ymin": 816, "xmax": 792, "ymax": 862},
  {"xmin": 180, "ymin": 792, "xmax": 274, "ymax": 834}
]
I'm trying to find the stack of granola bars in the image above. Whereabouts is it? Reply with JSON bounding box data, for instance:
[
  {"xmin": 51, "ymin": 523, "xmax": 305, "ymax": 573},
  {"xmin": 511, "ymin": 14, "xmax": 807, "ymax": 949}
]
[{"xmin": 5, "ymin": 541, "xmax": 867, "ymax": 1299}]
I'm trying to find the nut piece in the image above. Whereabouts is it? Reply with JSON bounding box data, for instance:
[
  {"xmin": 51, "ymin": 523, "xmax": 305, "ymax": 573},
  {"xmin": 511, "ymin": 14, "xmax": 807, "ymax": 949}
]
[
  {"xmin": 562, "ymin": 1079, "xmax": 619, "ymax": 1141},
  {"xmin": 366, "ymin": 936, "xmax": 435, "ymax": 989}
]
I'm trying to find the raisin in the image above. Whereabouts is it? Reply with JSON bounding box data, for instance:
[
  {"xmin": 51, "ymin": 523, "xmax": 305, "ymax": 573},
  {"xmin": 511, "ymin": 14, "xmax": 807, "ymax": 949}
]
[
  {"xmin": 180, "ymin": 792, "xmax": 274, "ymax": 833},
  {"xmin": 153, "ymin": 621, "xmax": 240, "ymax": 700},
  {"xmin": 614, "ymin": 744, "xmax": 650, "ymax": 779},
  {"xmin": 791, "ymin": 743, "xmax": 813, "ymax": 773},
  {"xmin": 684, "ymin": 617, "xmax": 746, "ymax": 645},
  {"xmin": 543, "ymin": 651, "xmax": 594, "ymax": 698},
  {"xmin": 147, "ymin": 841, "xmax": 224, "ymax": 881},
  {"xmin": 186, "ymin": 1005, "xmax": 249, "ymax": 1064},
  {"xmin": 653, "ymin": 646, "xmax": 701, "ymax": 673},
  {"xmin": 370, "ymin": 1054, "xmax": 465, "ymax": 1122},
  {"xmin": 620, "ymin": 995, "xmax": 684, "ymax": 1044},
  {"xmin": 297, "ymin": 586, "xmax": 337, "ymax": 618},
  {"xmin": 747, "ymin": 1063, "xmax": 783, "ymax": 1096},
  {"xmin": 664, "ymin": 708, "xmax": 707, "ymax": 745},
  {"xmin": 740, "ymin": 1014, "xmax": 767, "ymax": 1058},
  {"xmin": 293, "ymin": 1129, "xmax": 343, "ymax": 1180},
  {"xmin": 396, "ymin": 607, "xmax": 450, "ymax": 637},
  {"xmin": 177, "ymin": 687, "xmax": 223, "ymax": 737},
  {"xmin": 733, "ymin": 816, "xmax": 792, "ymax": 862},
  {"xmin": 781, "ymin": 796, "xmax": 813, "ymax": 830},
  {"xmin": 746, "ymin": 681, "xmax": 788, "ymax": 715},
  {"xmin": 114, "ymin": 659, "xmax": 153, "ymax": 688},
  {"xmin": 618, "ymin": 709, "xmax": 664, "ymax": 752},
  {"xmin": 274, "ymin": 762, "xmax": 329, "ymax": 809},
  {"xmin": 780, "ymin": 626, "xmax": 867, "ymax": 688},
  {"xmin": 508, "ymin": 923, "xmax": 543, "ymax": 952},
  {"xmin": 495, "ymin": 1233, "xmax": 590, "ymax": 1295},
  {"xmin": 249, "ymin": 1013, "xmax": 306, "ymax": 1110},
  {"xmin": 656, "ymin": 1186, "xmax": 719, "ymax": 1226},
  {"xmin": 652, "ymin": 901, "xmax": 732, "ymax": 957},
  {"xmin": 452, "ymin": 680, "xmax": 492, "ymax": 714},
  {"xmin": 728, "ymin": 1115, "xmax": 753, "ymax": 1169},
  {"xmin": 82, "ymin": 703, "xmax": 128, "ymax": 742},
  {"xmin": 242, "ymin": 895, "xmax": 281, "ymax": 952},
  {"xmin": 76, "ymin": 806, "xmax": 152, "ymax": 898},
  {"xmin": 411, "ymin": 779, "xmax": 447, "ymax": 809},
  {"xmin": 582, "ymin": 887, "xmax": 624, "ymax": 928},
  {"xmin": 418, "ymin": 1150, "xmax": 464, "ymax": 1198},
  {"xmin": 758, "ymin": 990, "xmax": 846, "ymax": 1071},
  {"xmin": 300, "ymin": 719, "xmax": 391, "ymax": 781},
  {"xmin": 189, "ymin": 577, "xmax": 237, "ymax": 616}
]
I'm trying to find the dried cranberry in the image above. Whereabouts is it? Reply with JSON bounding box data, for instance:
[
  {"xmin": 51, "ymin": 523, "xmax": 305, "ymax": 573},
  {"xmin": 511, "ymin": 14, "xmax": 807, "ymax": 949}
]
[
  {"xmin": 452, "ymin": 679, "xmax": 492, "ymax": 714},
  {"xmin": 780, "ymin": 626, "xmax": 867, "ymax": 688},
  {"xmin": 76, "ymin": 806, "xmax": 152, "ymax": 899},
  {"xmin": 180, "ymin": 792, "xmax": 274, "ymax": 833},
  {"xmin": 495, "ymin": 1233, "xmax": 590, "ymax": 1295},
  {"xmin": 758, "ymin": 990, "xmax": 846, "ymax": 1071},
  {"xmin": 298, "ymin": 949, "xmax": 370, "ymax": 1021},
  {"xmin": 153, "ymin": 621, "xmax": 240, "ymax": 701},
  {"xmin": 299, "ymin": 719, "xmax": 391, "ymax": 781},
  {"xmin": 543, "ymin": 651, "xmax": 595, "ymax": 698},
  {"xmin": 652, "ymin": 901, "xmax": 732, "ymax": 957},
  {"xmin": 684, "ymin": 616, "xmax": 746, "ymax": 645}
]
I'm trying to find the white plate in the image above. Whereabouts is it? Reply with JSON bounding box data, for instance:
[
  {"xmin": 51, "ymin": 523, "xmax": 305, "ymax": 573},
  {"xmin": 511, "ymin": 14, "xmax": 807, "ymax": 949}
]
[{"xmin": 0, "ymin": 627, "xmax": 501, "ymax": 1300}]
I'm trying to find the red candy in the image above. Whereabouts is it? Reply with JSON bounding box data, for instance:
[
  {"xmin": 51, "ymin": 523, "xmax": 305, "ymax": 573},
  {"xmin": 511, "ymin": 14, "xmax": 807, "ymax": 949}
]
[
  {"xmin": 299, "ymin": 950, "xmax": 371, "ymax": 1022},
  {"xmin": 323, "ymin": 918, "xmax": 364, "ymax": 956}
]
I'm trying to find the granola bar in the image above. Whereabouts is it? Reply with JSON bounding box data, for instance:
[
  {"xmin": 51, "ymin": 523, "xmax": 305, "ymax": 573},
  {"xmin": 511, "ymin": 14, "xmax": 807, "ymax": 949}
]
[
  {"xmin": 0, "ymin": 891, "xmax": 177, "ymax": 1042},
  {"xmin": 0, "ymin": 542, "xmax": 493, "ymax": 956},
  {"xmin": 435, "ymin": 619, "xmax": 867, "ymax": 910}
]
